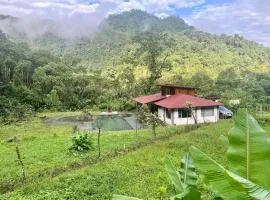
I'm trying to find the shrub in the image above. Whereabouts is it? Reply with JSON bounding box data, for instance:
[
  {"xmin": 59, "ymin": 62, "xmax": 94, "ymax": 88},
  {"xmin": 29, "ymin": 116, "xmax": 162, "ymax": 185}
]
[{"xmin": 69, "ymin": 133, "xmax": 94, "ymax": 153}]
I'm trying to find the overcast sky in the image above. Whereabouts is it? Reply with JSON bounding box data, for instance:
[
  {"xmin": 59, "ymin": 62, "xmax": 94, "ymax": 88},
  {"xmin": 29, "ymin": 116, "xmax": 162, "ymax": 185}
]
[{"xmin": 0, "ymin": 0, "xmax": 270, "ymax": 46}]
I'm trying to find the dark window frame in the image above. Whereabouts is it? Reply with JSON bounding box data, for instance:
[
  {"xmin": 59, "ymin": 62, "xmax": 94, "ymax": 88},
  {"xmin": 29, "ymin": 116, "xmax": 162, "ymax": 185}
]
[
  {"xmin": 201, "ymin": 107, "xmax": 215, "ymax": 117},
  {"xmin": 178, "ymin": 109, "xmax": 192, "ymax": 118},
  {"xmin": 166, "ymin": 109, "xmax": 171, "ymax": 119}
]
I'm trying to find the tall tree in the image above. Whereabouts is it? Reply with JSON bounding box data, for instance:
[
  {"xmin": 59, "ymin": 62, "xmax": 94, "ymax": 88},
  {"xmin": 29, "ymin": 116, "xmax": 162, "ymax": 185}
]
[{"xmin": 133, "ymin": 32, "xmax": 174, "ymax": 92}]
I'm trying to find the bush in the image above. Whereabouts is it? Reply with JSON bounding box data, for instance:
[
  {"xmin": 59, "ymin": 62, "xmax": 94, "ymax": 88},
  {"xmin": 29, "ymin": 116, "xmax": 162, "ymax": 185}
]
[
  {"xmin": 0, "ymin": 96, "xmax": 32, "ymax": 124},
  {"xmin": 69, "ymin": 133, "xmax": 94, "ymax": 153}
]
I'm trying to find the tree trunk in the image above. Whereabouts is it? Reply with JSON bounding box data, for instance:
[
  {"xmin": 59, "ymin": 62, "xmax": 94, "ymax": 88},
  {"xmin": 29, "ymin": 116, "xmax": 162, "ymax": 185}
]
[
  {"xmin": 152, "ymin": 125, "xmax": 156, "ymax": 139},
  {"xmin": 190, "ymin": 109, "xmax": 197, "ymax": 124}
]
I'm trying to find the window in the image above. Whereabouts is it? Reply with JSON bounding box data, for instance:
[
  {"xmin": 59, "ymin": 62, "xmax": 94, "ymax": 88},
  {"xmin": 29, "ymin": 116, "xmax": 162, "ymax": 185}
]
[
  {"xmin": 166, "ymin": 109, "xmax": 171, "ymax": 119},
  {"xmin": 178, "ymin": 109, "xmax": 191, "ymax": 118},
  {"xmin": 165, "ymin": 88, "xmax": 170, "ymax": 95},
  {"xmin": 201, "ymin": 107, "xmax": 214, "ymax": 117}
]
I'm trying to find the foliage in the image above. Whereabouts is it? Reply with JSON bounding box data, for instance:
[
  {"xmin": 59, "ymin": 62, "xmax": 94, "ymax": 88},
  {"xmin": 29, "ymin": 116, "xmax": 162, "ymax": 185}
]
[
  {"xmin": 137, "ymin": 104, "xmax": 150, "ymax": 124},
  {"xmin": 137, "ymin": 104, "xmax": 165, "ymax": 138},
  {"xmin": 227, "ymin": 108, "xmax": 270, "ymax": 186},
  {"xmin": 68, "ymin": 132, "xmax": 94, "ymax": 153},
  {"xmin": 133, "ymin": 31, "xmax": 175, "ymax": 92},
  {"xmin": 190, "ymin": 109, "xmax": 270, "ymax": 199},
  {"xmin": 165, "ymin": 153, "xmax": 200, "ymax": 199}
]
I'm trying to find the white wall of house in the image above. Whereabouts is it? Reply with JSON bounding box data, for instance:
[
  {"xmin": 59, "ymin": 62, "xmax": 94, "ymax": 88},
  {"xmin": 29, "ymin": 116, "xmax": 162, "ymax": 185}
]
[
  {"xmin": 173, "ymin": 109, "xmax": 197, "ymax": 125},
  {"xmin": 158, "ymin": 106, "xmax": 219, "ymax": 125},
  {"xmin": 196, "ymin": 107, "xmax": 219, "ymax": 124},
  {"xmin": 158, "ymin": 107, "xmax": 172, "ymax": 124}
]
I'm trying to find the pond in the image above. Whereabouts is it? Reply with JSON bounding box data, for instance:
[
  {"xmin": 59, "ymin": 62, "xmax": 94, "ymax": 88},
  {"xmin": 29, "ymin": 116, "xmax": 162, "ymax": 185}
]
[{"xmin": 44, "ymin": 112, "xmax": 142, "ymax": 131}]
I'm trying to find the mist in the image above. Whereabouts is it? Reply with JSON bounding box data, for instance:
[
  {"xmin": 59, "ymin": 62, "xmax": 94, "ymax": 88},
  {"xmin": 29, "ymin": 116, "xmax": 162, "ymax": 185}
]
[{"xmin": 0, "ymin": 2, "xmax": 115, "ymax": 39}]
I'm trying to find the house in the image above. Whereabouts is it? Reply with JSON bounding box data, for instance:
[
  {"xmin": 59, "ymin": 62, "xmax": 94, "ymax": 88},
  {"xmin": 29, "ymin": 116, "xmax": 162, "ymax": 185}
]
[{"xmin": 135, "ymin": 84, "xmax": 222, "ymax": 125}]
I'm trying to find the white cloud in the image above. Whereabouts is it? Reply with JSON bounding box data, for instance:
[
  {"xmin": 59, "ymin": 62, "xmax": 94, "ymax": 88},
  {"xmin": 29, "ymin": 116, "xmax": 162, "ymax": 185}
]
[
  {"xmin": 155, "ymin": 12, "xmax": 170, "ymax": 19},
  {"xmin": 107, "ymin": 0, "xmax": 205, "ymax": 15},
  {"xmin": 186, "ymin": 0, "xmax": 270, "ymax": 46},
  {"xmin": 0, "ymin": 0, "xmax": 100, "ymax": 17},
  {"xmin": 0, "ymin": 0, "xmax": 270, "ymax": 46}
]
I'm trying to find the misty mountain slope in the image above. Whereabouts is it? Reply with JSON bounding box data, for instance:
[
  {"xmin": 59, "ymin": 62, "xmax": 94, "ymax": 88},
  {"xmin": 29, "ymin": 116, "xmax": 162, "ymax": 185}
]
[
  {"xmin": 99, "ymin": 10, "xmax": 193, "ymax": 34},
  {"xmin": 0, "ymin": 10, "xmax": 269, "ymax": 76},
  {"xmin": 80, "ymin": 10, "xmax": 269, "ymax": 77}
]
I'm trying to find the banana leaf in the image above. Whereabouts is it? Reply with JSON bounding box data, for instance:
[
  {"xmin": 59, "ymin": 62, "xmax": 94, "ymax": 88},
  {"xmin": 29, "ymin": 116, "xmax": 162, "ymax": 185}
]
[
  {"xmin": 165, "ymin": 158, "xmax": 184, "ymax": 194},
  {"xmin": 227, "ymin": 108, "xmax": 270, "ymax": 188},
  {"xmin": 227, "ymin": 171, "xmax": 270, "ymax": 200},
  {"xmin": 190, "ymin": 146, "xmax": 248, "ymax": 200},
  {"xmin": 179, "ymin": 152, "xmax": 197, "ymax": 188},
  {"xmin": 170, "ymin": 187, "xmax": 200, "ymax": 200},
  {"xmin": 165, "ymin": 154, "xmax": 200, "ymax": 200}
]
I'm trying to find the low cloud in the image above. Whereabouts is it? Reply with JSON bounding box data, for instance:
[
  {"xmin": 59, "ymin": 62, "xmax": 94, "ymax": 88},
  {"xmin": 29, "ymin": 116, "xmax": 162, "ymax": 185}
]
[
  {"xmin": 0, "ymin": 0, "xmax": 206, "ymax": 38},
  {"xmin": 0, "ymin": 0, "xmax": 270, "ymax": 46},
  {"xmin": 186, "ymin": 0, "xmax": 270, "ymax": 46}
]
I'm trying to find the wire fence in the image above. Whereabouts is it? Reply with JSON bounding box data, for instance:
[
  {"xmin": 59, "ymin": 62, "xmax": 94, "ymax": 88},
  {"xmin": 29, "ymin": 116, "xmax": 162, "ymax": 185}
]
[{"xmin": 253, "ymin": 103, "xmax": 270, "ymax": 118}]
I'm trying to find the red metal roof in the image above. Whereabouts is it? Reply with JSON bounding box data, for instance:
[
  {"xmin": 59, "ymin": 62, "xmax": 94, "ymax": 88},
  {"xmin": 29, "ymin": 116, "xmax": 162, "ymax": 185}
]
[
  {"xmin": 134, "ymin": 93, "xmax": 166, "ymax": 104},
  {"xmin": 154, "ymin": 94, "xmax": 222, "ymax": 109}
]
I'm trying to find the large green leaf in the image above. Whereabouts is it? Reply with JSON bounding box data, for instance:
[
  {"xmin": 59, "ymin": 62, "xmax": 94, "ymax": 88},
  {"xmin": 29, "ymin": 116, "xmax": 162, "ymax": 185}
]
[
  {"xmin": 165, "ymin": 154, "xmax": 200, "ymax": 200},
  {"xmin": 165, "ymin": 158, "xmax": 184, "ymax": 194},
  {"xmin": 190, "ymin": 146, "xmax": 248, "ymax": 200},
  {"xmin": 227, "ymin": 171, "xmax": 270, "ymax": 200},
  {"xmin": 170, "ymin": 187, "xmax": 200, "ymax": 200},
  {"xmin": 227, "ymin": 108, "xmax": 270, "ymax": 188},
  {"xmin": 179, "ymin": 152, "xmax": 197, "ymax": 188}
]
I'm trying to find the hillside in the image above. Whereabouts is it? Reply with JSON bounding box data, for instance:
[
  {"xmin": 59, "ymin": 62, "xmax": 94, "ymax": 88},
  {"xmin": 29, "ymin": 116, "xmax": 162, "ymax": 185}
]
[
  {"xmin": 89, "ymin": 10, "xmax": 269, "ymax": 73},
  {"xmin": 0, "ymin": 10, "xmax": 269, "ymax": 118}
]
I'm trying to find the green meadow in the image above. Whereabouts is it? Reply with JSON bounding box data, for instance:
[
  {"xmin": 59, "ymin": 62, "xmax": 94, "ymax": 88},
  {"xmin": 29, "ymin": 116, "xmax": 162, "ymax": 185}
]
[{"xmin": 1, "ymin": 112, "xmax": 269, "ymax": 199}]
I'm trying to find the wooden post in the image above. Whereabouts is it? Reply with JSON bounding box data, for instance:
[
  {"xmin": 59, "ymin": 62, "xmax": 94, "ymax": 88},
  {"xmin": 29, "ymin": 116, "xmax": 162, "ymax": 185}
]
[
  {"xmin": 98, "ymin": 128, "xmax": 101, "ymax": 158},
  {"xmin": 135, "ymin": 102, "xmax": 138, "ymax": 141}
]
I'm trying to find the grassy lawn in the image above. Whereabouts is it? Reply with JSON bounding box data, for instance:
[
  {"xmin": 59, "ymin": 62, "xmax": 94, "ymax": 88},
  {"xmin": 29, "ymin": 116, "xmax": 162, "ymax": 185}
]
[
  {"xmin": 0, "ymin": 112, "xmax": 187, "ymax": 194},
  {"xmin": 1, "ymin": 112, "xmax": 269, "ymax": 199},
  {"xmin": 1, "ymin": 119, "xmax": 233, "ymax": 199}
]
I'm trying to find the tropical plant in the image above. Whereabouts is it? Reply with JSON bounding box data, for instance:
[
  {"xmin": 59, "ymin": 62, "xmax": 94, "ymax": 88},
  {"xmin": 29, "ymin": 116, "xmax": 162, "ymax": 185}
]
[
  {"xmin": 190, "ymin": 108, "xmax": 270, "ymax": 200},
  {"xmin": 68, "ymin": 132, "xmax": 94, "ymax": 153},
  {"xmin": 165, "ymin": 153, "xmax": 200, "ymax": 200},
  {"xmin": 227, "ymin": 109, "xmax": 270, "ymax": 186}
]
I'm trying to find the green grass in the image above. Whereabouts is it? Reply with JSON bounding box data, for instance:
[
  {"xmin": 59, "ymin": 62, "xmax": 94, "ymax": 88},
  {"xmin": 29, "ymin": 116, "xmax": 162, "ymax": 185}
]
[
  {"xmin": 1, "ymin": 112, "xmax": 269, "ymax": 199},
  {"xmin": 1, "ymin": 120, "xmax": 233, "ymax": 199},
  {"xmin": 0, "ymin": 112, "xmax": 188, "ymax": 194}
]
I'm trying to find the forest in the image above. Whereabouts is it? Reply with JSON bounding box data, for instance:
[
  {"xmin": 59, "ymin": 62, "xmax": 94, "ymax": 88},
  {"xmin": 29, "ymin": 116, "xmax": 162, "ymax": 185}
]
[{"xmin": 0, "ymin": 10, "xmax": 270, "ymax": 122}]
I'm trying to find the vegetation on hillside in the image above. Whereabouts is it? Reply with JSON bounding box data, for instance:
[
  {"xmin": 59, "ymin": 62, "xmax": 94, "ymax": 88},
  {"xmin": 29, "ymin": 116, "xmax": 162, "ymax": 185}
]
[{"xmin": 0, "ymin": 10, "xmax": 270, "ymax": 121}]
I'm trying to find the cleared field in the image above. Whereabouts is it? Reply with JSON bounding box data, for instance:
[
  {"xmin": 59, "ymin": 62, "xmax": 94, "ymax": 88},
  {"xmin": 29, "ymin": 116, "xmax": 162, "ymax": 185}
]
[
  {"xmin": 0, "ymin": 112, "xmax": 187, "ymax": 194},
  {"xmin": 2, "ymin": 119, "xmax": 233, "ymax": 199},
  {"xmin": 1, "ymin": 112, "xmax": 269, "ymax": 199}
]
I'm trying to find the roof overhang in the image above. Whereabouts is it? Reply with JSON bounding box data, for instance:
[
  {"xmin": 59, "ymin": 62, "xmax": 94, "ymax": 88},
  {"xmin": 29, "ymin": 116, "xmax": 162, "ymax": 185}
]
[
  {"xmin": 134, "ymin": 93, "xmax": 166, "ymax": 104},
  {"xmin": 154, "ymin": 94, "xmax": 222, "ymax": 109}
]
